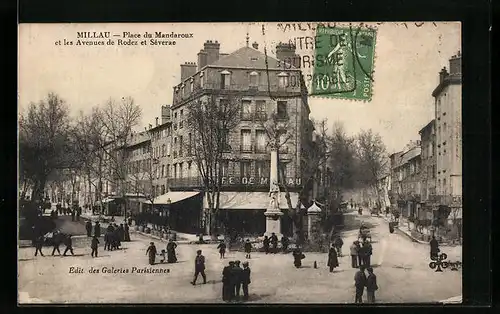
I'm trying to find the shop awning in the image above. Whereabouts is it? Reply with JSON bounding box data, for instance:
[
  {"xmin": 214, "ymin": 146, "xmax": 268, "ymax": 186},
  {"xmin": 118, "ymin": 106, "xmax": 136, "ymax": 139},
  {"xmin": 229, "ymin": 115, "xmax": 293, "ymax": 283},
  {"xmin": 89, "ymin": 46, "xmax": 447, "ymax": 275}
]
[
  {"xmin": 143, "ymin": 191, "xmax": 201, "ymax": 205},
  {"xmin": 204, "ymin": 191, "xmax": 305, "ymax": 210}
]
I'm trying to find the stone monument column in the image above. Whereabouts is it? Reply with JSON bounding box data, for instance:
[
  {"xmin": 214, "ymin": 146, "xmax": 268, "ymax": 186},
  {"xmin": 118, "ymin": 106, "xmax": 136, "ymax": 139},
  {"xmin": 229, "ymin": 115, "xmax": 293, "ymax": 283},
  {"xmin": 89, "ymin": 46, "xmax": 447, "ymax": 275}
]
[{"xmin": 264, "ymin": 139, "xmax": 283, "ymax": 238}]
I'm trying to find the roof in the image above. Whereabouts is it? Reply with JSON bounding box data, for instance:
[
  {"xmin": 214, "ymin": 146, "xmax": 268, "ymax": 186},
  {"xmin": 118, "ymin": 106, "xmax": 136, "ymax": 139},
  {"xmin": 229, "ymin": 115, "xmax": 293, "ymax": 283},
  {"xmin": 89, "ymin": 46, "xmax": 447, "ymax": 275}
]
[
  {"xmin": 209, "ymin": 46, "xmax": 298, "ymax": 70},
  {"xmin": 419, "ymin": 119, "xmax": 435, "ymax": 134},
  {"xmin": 127, "ymin": 132, "xmax": 150, "ymax": 148}
]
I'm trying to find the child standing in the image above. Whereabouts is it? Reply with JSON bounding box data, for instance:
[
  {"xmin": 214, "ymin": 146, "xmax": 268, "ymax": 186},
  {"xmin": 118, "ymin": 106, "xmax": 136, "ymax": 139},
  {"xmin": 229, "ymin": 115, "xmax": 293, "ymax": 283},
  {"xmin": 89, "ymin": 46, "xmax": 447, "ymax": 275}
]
[{"xmin": 159, "ymin": 249, "xmax": 166, "ymax": 263}]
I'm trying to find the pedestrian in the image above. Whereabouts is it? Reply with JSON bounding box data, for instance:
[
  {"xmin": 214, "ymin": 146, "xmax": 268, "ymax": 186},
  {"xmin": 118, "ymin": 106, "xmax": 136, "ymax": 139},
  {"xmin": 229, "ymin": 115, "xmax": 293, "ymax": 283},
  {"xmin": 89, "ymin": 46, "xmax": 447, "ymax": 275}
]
[
  {"xmin": 263, "ymin": 236, "xmax": 270, "ymax": 254},
  {"xmin": 57, "ymin": 203, "xmax": 62, "ymax": 215},
  {"xmin": 107, "ymin": 223, "xmax": 115, "ymax": 233},
  {"xmin": 71, "ymin": 208, "xmax": 75, "ymax": 221},
  {"xmin": 350, "ymin": 241, "xmax": 359, "ymax": 268},
  {"xmin": 104, "ymin": 231, "xmax": 111, "ymax": 251},
  {"xmin": 358, "ymin": 241, "xmax": 366, "ymax": 267},
  {"xmin": 334, "ymin": 236, "xmax": 344, "ymax": 257},
  {"xmin": 217, "ymin": 240, "xmax": 227, "ymax": 259},
  {"xmin": 270, "ymin": 233, "xmax": 278, "ymax": 253},
  {"xmin": 51, "ymin": 231, "xmax": 62, "ymax": 256},
  {"xmin": 118, "ymin": 224, "xmax": 125, "ymax": 242},
  {"xmin": 354, "ymin": 265, "xmax": 367, "ymax": 303},
  {"xmin": 366, "ymin": 267, "xmax": 378, "ymax": 303},
  {"xmin": 94, "ymin": 222, "xmax": 101, "ymax": 238},
  {"xmin": 76, "ymin": 206, "xmax": 81, "ymax": 221},
  {"xmin": 281, "ymin": 235, "xmax": 289, "ymax": 253},
  {"xmin": 91, "ymin": 235, "xmax": 100, "ymax": 258},
  {"xmin": 244, "ymin": 239, "xmax": 252, "ymax": 259},
  {"xmin": 191, "ymin": 250, "xmax": 206, "ymax": 285},
  {"xmin": 166, "ymin": 239, "xmax": 177, "ymax": 263},
  {"xmin": 232, "ymin": 260, "xmax": 243, "ymax": 300},
  {"xmin": 362, "ymin": 241, "xmax": 372, "ymax": 267},
  {"xmin": 159, "ymin": 249, "xmax": 166, "ymax": 263},
  {"xmin": 63, "ymin": 235, "xmax": 74, "ymax": 256},
  {"xmin": 124, "ymin": 223, "xmax": 131, "ymax": 242},
  {"xmin": 292, "ymin": 247, "xmax": 305, "ymax": 268},
  {"xmin": 146, "ymin": 242, "xmax": 157, "ymax": 265},
  {"xmin": 358, "ymin": 206, "xmax": 362, "ymax": 215},
  {"xmin": 113, "ymin": 226, "xmax": 121, "ymax": 250},
  {"xmin": 34, "ymin": 235, "xmax": 44, "ymax": 257},
  {"xmin": 430, "ymin": 235, "xmax": 440, "ymax": 260},
  {"xmin": 327, "ymin": 244, "xmax": 339, "ymax": 272},
  {"xmin": 241, "ymin": 261, "xmax": 251, "ymax": 301},
  {"xmin": 222, "ymin": 261, "xmax": 233, "ymax": 301},
  {"xmin": 85, "ymin": 221, "xmax": 92, "ymax": 237}
]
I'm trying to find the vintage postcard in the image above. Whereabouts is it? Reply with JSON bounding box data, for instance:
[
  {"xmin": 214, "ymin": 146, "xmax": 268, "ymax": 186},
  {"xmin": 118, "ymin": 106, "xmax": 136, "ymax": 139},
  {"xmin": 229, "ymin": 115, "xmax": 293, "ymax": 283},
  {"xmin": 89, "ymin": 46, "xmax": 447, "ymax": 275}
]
[{"xmin": 18, "ymin": 22, "xmax": 462, "ymax": 304}]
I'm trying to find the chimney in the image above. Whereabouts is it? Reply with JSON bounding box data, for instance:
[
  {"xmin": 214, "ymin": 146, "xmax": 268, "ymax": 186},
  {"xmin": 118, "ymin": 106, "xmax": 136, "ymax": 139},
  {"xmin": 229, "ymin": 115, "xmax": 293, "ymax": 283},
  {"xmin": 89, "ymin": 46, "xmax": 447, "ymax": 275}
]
[
  {"xmin": 439, "ymin": 67, "xmax": 448, "ymax": 83},
  {"xmin": 203, "ymin": 40, "xmax": 220, "ymax": 66},
  {"xmin": 155, "ymin": 117, "xmax": 159, "ymax": 126},
  {"xmin": 197, "ymin": 51, "xmax": 208, "ymax": 71},
  {"xmin": 449, "ymin": 51, "xmax": 461, "ymax": 75},
  {"xmin": 161, "ymin": 105, "xmax": 171, "ymax": 124},
  {"xmin": 252, "ymin": 42, "xmax": 259, "ymax": 49},
  {"xmin": 276, "ymin": 42, "xmax": 300, "ymax": 68},
  {"xmin": 180, "ymin": 62, "xmax": 197, "ymax": 81}
]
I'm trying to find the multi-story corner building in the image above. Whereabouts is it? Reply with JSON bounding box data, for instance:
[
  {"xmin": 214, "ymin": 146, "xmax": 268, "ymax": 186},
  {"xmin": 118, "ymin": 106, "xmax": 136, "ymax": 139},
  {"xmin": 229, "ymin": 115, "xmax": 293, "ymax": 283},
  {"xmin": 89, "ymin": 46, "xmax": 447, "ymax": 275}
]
[
  {"xmin": 419, "ymin": 120, "xmax": 437, "ymax": 208},
  {"xmin": 432, "ymin": 52, "xmax": 462, "ymax": 213},
  {"xmin": 389, "ymin": 142, "xmax": 422, "ymax": 219},
  {"xmin": 142, "ymin": 39, "xmax": 313, "ymax": 236}
]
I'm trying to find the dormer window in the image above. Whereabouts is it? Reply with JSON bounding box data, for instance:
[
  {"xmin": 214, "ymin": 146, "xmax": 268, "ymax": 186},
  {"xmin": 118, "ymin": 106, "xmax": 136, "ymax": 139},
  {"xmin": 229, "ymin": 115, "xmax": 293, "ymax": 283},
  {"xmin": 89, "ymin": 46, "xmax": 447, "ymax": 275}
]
[
  {"xmin": 190, "ymin": 78, "xmax": 194, "ymax": 92},
  {"xmin": 221, "ymin": 70, "xmax": 231, "ymax": 89},
  {"xmin": 200, "ymin": 71, "xmax": 204, "ymax": 88},
  {"xmin": 249, "ymin": 71, "xmax": 259, "ymax": 87},
  {"xmin": 181, "ymin": 84, "xmax": 185, "ymax": 97},
  {"xmin": 278, "ymin": 72, "xmax": 289, "ymax": 88}
]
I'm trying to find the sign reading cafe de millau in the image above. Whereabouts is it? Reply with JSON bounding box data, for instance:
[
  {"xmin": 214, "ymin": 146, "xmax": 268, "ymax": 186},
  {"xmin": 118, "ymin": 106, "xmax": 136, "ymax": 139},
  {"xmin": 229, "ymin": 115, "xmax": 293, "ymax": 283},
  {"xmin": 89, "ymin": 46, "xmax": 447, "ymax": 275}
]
[{"xmin": 221, "ymin": 176, "xmax": 302, "ymax": 187}]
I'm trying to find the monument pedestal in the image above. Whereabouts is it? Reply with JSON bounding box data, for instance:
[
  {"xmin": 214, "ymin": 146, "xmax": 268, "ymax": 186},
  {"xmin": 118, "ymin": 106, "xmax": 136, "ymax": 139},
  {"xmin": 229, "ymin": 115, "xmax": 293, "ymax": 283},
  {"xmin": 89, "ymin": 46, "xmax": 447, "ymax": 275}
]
[{"xmin": 264, "ymin": 210, "xmax": 283, "ymax": 238}]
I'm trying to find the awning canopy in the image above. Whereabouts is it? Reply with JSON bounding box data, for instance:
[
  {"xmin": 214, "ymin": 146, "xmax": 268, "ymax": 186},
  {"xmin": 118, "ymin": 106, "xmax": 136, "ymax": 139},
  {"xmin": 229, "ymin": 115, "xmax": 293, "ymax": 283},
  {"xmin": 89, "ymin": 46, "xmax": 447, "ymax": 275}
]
[
  {"xmin": 204, "ymin": 191, "xmax": 305, "ymax": 210},
  {"xmin": 143, "ymin": 191, "xmax": 201, "ymax": 205}
]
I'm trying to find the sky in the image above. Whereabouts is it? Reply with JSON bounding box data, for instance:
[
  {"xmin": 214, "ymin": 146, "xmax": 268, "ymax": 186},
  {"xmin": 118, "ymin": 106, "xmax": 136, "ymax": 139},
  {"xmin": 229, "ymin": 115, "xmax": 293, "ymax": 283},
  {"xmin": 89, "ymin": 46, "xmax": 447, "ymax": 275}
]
[{"xmin": 18, "ymin": 22, "xmax": 460, "ymax": 154}]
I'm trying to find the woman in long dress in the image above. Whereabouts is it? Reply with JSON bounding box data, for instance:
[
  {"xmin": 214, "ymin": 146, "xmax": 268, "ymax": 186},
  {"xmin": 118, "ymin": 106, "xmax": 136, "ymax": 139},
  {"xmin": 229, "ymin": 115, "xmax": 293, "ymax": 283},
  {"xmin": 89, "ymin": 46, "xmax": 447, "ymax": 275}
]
[
  {"xmin": 166, "ymin": 239, "xmax": 178, "ymax": 263},
  {"xmin": 327, "ymin": 244, "xmax": 339, "ymax": 272},
  {"xmin": 146, "ymin": 242, "xmax": 157, "ymax": 265}
]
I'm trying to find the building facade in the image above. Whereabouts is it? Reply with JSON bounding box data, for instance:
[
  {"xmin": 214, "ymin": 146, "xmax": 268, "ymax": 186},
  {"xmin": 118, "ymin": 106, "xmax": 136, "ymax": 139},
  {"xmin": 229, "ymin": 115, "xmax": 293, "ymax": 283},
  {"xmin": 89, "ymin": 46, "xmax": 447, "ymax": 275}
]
[{"xmin": 419, "ymin": 120, "xmax": 437, "ymax": 208}]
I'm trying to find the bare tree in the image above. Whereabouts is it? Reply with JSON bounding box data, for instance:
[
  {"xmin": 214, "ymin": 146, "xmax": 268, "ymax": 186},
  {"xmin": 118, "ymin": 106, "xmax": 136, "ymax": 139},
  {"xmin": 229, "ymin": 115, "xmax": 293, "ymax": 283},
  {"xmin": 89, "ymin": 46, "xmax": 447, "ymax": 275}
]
[
  {"xmin": 355, "ymin": 129, "xmax": 388, "ymax": 210},
  {"xmin": 19, "ymin": 93, "xmax": 72, "ymax": 203},
  {"xmin": 186, "ymin": 95, "xmax": 241, "ymax": 239}
]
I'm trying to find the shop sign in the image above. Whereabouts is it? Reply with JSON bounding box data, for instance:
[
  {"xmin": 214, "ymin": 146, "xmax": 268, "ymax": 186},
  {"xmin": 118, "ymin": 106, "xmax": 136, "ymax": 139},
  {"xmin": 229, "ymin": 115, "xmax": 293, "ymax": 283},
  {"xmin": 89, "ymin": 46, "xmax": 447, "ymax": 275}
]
[{"xmin": 220, "ymin": 176, "xmax": 302, "ymax": 187}]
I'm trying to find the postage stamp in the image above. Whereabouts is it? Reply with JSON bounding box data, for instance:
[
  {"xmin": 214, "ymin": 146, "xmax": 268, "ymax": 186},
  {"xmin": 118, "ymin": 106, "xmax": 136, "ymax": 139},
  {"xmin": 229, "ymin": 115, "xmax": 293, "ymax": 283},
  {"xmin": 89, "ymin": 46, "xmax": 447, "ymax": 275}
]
[{"xmin": 311, "ymin": 25, "xmax": 376, "ymax": 101}]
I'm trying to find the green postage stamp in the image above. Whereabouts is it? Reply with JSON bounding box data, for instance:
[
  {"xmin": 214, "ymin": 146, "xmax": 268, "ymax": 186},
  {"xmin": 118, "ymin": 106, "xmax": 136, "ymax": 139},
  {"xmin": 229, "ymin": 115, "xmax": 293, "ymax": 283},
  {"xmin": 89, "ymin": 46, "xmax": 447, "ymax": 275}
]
[{"xmin": 311, "ymin": 25, "xmax": 376, "ymax": 101}]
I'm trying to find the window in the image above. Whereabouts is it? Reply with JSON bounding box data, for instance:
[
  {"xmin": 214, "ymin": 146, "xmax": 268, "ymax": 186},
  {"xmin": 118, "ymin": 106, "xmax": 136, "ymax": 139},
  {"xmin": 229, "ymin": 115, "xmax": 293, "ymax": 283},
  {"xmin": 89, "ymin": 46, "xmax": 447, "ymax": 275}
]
[
  {"xmin": 221, "ymin": 70, "xmax": 231, "ymax": 89},
  {"xmin": 256, "ymin": 100, "xmax": 267, "ymax": 120},
  {"xmin": 249, "ymin": 71, "xmax": 259, "ymax": 87},
  {"xmin": 278, "ymin": 72, "xmax": 289, "ymax": 88},
  {"xmin": 240, "ymin": 161, "xmax": 251, "ymax": 177},
  {"xmin": 256, "ymin": 130, "xmax": 267, "ymax": 153},
  {"xmin": 166, "ymin": 142, "xmax": 171, "ymax": 156},
  {"xmin": 187, "ymin": 161, "xmax": 192, "ymax": 177},
  {"xmin": 222, "ymin": 129, "xmax": 231, "ymax": 151},
  {"xmin": 161, "ymin": 165, "xmax": 165, "ymax": 178},
  {"xmin": 188, "ymin": 133, "xmax": 192, "ymax": 156},
  {"xmin": 162, "ymin": 144, "xmax": 165, "ymax": 157},
  {"xmin": 174, "ymin": 137, "xmax": 178, "ymax": 156},
  {"xmin": 167, "ymin": 164, "xmax": 170, "ymax": 178},
  {"xmin": 173, "ymin": 164, "xmax": 177, "ymax": 178},
  {"xmin": 221, "ymin": 160, "xmax": 229, "ymax": 177},
  {"xmin": 200, "ymin": 72, "xmax": 204, "ymax": 88},
  {"xmin": 241, "ymin": 100, "xmax": 252, "ymax": 120},
  {"xmin": 277, "ymin": 101, "xmax": 288, "ymax": 119},
  {"xmin": 179, "ymin": 136, "xmax": 183, "ymax": 156},
  {"xmin": 179, "ymin": 163, "xmax": 183, "ymax": 178},
  {"xmin": 174, "ymin": 112, "xmax": 178, "ymax": 120},
  {"xmin": 241, "ymin": 129, "xmax": 252, "ymax": 152},
  {"xmin": 255, "ymin": 160, "xmax": 270, "ymax": 178}
]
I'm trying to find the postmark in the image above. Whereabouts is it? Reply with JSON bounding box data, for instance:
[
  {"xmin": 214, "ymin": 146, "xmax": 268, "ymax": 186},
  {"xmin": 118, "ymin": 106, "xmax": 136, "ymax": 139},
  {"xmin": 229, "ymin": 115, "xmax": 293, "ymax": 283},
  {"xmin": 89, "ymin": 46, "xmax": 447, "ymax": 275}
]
[{"xmin": 311, "ymin": 25, "xmax": 376, "ymax": 101}]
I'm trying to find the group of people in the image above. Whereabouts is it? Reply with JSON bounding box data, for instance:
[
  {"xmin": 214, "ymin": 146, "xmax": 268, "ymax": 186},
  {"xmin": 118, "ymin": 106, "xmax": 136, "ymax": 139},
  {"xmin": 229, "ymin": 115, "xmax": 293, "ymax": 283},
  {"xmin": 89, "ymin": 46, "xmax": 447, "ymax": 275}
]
[
  {"xmin": 262, "ymin": 233, "xmax": 289, "ymax": 254},
  {"xmin": 34, "ymin": 231, "xmax": 75, "ymax": 257},
  {"xmin": 146, "ymin": 239, "xmax": 178, "ymax": 265},
  {"xmin": 222, "ymin": 260, "xmax": 252, "ymax": 302},
  {"xmin": 54, "ymin": 203, "xmax": 82, "ymax": 222},
  {"xmin": 349, "ymin": 240, "xmax": 373, "ymax": 268},
  {"xmin": 354, "ymin": 265, "xmax": 378, "ymax": 303}
]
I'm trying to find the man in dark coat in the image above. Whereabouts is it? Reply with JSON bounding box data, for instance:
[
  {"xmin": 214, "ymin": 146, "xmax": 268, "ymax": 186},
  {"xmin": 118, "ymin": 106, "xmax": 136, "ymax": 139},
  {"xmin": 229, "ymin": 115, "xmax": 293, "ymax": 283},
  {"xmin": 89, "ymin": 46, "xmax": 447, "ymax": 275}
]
[
  {"xmin": 244, "ymin": 239, "xmax": 252, "ymax": 259},
  {"xmin": 366, "ymin": 267, "xmax": 378, "ymax": 303},
  {"xmin": 270, "ymin": 233, "xmax": 278, "ymax": 253},
  {"xmin": 124, "ymin": 223, "xmax": 131, "ymax": 242},
  {"xmin": 263, "ymin": 236, "xmax": 270, "ymax": 254},
  {"xmin": 281, "ymin": 236, "xmax": 289, "ymax": 253},
  {"xmin": 354, "ymin": 265, "xmax": 367, "ymax": 303},
  {"xmin": 362, "ymin": 241, "xmax": 372, "ymax": 267},
  {"xmin": 118, "ymin": 224, "xmax": 125, "ymax": 242},
  {"xmin": 358, "ymin": 242, "xmax": 366, "ymax": 267},
  {"xmin": 334, "ymin": 237, "xmax": 344, "ymax": 257},
  {"xmin": 241, "ymin": 261, "xmax": 251, "ymax": 301},
  {"xmin": 191, "ymin": 250, "xmax": 206, "ymax": 285},
  {"xmin": 217, "ymin": 240, "xmax": 227, "ymax": 259},
  {"xmin": 104, "ymin": 231, "xmax": 111, "ymax": 251},
  {"xmin": 91, "ymin": 236, "xmax": 100, "ymax": 257},
  {"xmin": 327, "ymin": 244, "xmax": 339, "ymax": 272},
  {"xmin": 146, "ymin": 242, "xmax": 157, "ymax": 265},
  {"xmin": 94, "ymin": 222, "xmax": 101, "ymax": 238},
  {"xmin": 34, "ymin": 235, "xmax": 44, "ymax": 257},
  {"xmin": 51, "ymin": 232, "xmax": 62, "ymax": 256},
  {"xmin": 232, "ymin": 260, "xmax": 243, "ymax": 300},
  {"xmin": 85, "ymin": 221, "xmax": 92, "ymax": 237},
  {"xmin": 63, "ymin": 235, "xmax": 74, "ymax": 256},
  {"xmin": 166, "ymin": 239, "xmax": 177, "ymax": 263},
  {"xmin": 430, "ymin": 236, "xmax": 439, "ymax": 260},
  {"xmin": 222, "ymin": 261, "xmax": 233, "ymax": 301},
  {"xmin": 292, "ymin": 247, "xmax": 305, "ymax": 268}
]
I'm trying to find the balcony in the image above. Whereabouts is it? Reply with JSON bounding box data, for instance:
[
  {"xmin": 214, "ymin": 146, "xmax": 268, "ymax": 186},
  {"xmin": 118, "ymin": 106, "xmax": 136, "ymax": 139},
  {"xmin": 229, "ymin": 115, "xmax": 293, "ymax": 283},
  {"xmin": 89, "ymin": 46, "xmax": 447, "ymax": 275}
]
[{"xmin": 240, "ymin": 144, "xmax": 253, "ymax": 153}]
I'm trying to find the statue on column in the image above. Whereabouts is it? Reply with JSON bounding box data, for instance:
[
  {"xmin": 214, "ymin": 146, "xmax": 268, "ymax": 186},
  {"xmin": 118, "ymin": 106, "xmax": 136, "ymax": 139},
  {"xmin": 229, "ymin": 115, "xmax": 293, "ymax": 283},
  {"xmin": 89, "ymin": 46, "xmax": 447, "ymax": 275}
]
[{"xmin": 269, "ymin": 180, "xmax": 280, "ymax": 211}]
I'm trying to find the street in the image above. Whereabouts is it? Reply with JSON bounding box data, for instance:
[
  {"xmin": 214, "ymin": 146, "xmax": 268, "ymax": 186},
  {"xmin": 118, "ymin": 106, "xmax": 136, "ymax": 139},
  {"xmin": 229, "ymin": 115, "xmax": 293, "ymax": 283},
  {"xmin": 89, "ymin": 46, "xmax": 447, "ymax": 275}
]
[{"xmin": 18, "ymin": 209, "xmax": 462, "ymax": 304}]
